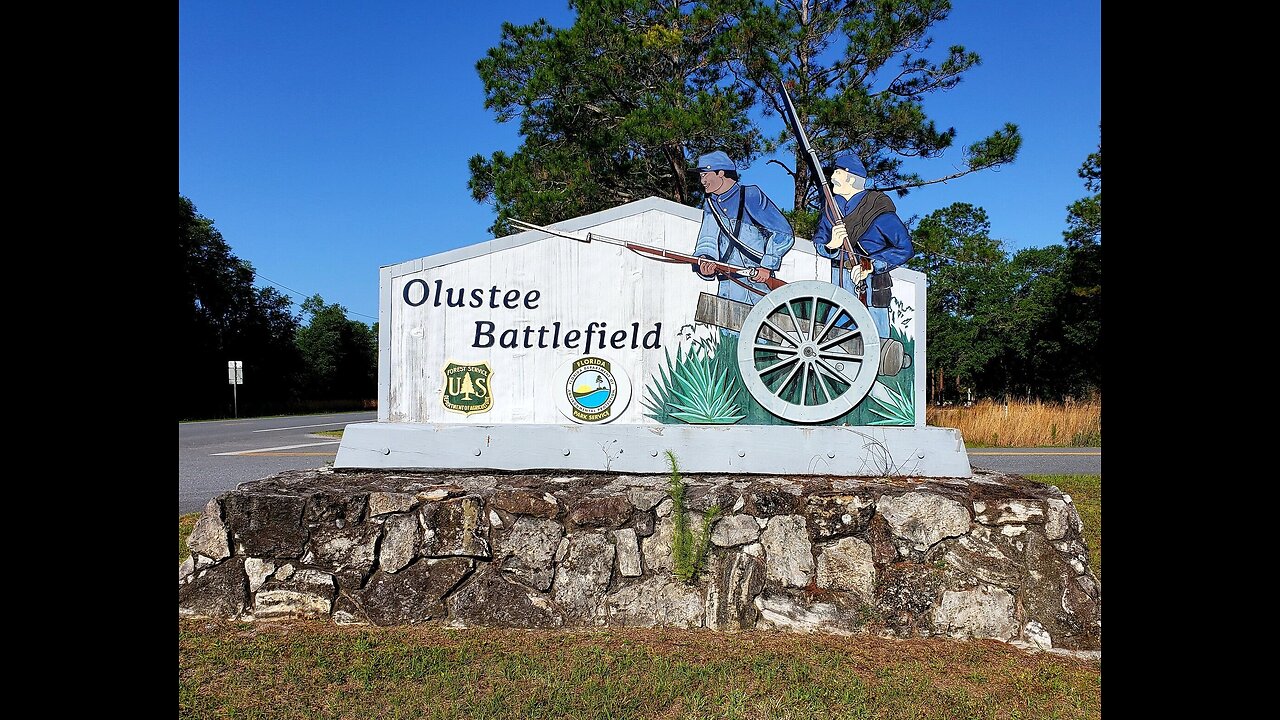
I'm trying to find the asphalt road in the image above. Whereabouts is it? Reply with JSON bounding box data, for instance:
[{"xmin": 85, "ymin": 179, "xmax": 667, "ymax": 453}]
[
  {"xmin": 178, "ymin": 411, "xmax": 376, "ymax": 513},
  {"xmin": 180, "ymin": 412, "xmax": 1102, "ymax": 514},
  {"xmin": 967, "ymin": 448, "xmax": 1101, "ymax": 476}
]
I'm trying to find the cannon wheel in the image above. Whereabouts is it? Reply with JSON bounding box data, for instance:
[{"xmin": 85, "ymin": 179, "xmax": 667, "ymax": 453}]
[{"xmin": 737, "ymin": 280, "xmax": 881, "ymax": 423}]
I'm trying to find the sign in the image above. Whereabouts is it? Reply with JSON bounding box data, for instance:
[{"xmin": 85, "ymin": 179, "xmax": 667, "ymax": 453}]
[
  {"xmin": 335, "ymin": 195, "xmax": 975, "ymax": 479},
  {"xmin": 228, "ymin": 360, "xmax": 243, "ymax": 385},
  {"xmin": 383, "ymin": 197, "xmax": 923, "ymax": 429}
]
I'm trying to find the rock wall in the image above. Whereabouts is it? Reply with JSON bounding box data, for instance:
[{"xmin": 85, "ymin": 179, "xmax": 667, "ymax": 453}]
[{"xmin": 179, "ymin": 468, "xmax": 1100, "ymax": 650}]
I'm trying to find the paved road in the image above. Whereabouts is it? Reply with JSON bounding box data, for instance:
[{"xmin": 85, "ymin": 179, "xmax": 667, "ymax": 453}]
[
  {"xmin": 180, "ymin": 412, "xmax": 1101, "ymax": 514},
  {"xmin": 179, "ymin": 411, "xmax": 376, "ymax": 513},
  {"xmin": 967, "ymin": 447, "xmax": 1100, "ymax": 476}
]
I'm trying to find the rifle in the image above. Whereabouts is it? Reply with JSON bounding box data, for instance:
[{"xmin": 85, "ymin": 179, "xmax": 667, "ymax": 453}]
[
  {"xmin": 509, "ymin": 217, "xmax": 786, "ymax": 293},
  {"xmin": 778, "ymin": 84, "xmax": 873, "ymax": 274}
]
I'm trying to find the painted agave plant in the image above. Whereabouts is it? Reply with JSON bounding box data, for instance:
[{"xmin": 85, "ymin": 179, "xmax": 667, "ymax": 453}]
[
  {"xmin": 866, "ymin": 378, "xmax": 914, "ymax": 425},
  {"xmin": 642, "ymin": 343, "xmax": 745, "ymax": 424}
]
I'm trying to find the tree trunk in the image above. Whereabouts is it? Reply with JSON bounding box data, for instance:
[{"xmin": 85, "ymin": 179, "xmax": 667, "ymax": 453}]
[{"xmin": 664, "ymin": 143, "xmax": 689, "ymax": 205}]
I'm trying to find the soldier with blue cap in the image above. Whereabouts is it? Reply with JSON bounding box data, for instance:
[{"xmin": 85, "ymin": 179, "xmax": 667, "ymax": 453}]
[
  {"xmin": 691, "ymin": 150, "xmax": 795, "ymax": 305},
  {"xmin": 812, "ymin": 152, "xmax": 914, "ymax": 340}
]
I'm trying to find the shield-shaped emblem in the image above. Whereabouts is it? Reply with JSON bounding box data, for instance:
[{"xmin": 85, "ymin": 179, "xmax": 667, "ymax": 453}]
[{"xmin": 442, "ymin": 361, "xmax": 493, "ymax": 416}]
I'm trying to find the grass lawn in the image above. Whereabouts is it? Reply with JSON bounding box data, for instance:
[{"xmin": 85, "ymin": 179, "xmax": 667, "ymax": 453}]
[
  {"xmin": 180, "ymin": 622, "xmax": 1100, "ymax": 719},
  {"xmin": 179, "ymin": 512, "xmax": 198, "ymax": 564},
  {"xmin": 179, "ymin": 475, "xmax": 1101, "ymax": 719}
]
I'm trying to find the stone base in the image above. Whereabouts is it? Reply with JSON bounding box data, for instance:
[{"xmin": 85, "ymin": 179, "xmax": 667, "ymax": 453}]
[
  {"xmin": 179, "ymin": 468, "xmax": 1099, "ymax": 651},
  {"xmin": 335, "ymin": 423, "xmax": 971, "ymax": 478}
]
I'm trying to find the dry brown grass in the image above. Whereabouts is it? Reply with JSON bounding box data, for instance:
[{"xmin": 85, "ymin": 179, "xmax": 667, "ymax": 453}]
[{"xmin": 927, "ymin": 399, "xmax": 1101, "ymax": 447}]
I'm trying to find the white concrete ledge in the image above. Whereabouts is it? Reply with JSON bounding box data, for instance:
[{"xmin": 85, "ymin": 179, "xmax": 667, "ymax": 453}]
[{"xmin": 335, "ymin": 423, "xmax": 971, "ymax": 477}]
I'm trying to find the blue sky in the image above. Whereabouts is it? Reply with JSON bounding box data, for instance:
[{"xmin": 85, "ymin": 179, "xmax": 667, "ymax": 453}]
[{"xmin": 179, "ymin": 1, "xmax": 1100, "ymax": 323}]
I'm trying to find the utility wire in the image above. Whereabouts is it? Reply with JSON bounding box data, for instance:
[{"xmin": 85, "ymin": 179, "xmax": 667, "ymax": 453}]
[{"xmin": 255, "ymin": 273, "xmax": 379, "ymax": 321}]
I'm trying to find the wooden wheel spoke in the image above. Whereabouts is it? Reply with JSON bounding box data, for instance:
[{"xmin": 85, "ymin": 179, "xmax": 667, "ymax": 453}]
[
  {"xmin": 814, "ymin": 367, "xmax": 834, "ymax": 402},
  {"xmin": 809, "ymin": 297, "xmax": 818, "ymax": 341},
  {"xmin": 755, "ymin": 343, "xmax": 797, "ymax": 355},
  {"xmin": 812, "ymin": 308, "xmax": 841, "ymax": 345},
  {"xmin": 774, "ymin": 361, "xmax": 804, "ymax": 397},
  {"xmin": 758, "ymin": 354, "xmax": 800, "ymax": 376},
  {"xmin": 762, "ymin": 317, "xmax": 801, "ymax": 347},
  {"xmin": 820, "ymin": 327, "xmax": 861, "ymax": 351},
  {"xmin": 814, "ymin": 357, "xmax": 850, "ymax": 386},
  {"xmin": 783, "ymin": 300, "xmax": 807, "ymax": 342}
]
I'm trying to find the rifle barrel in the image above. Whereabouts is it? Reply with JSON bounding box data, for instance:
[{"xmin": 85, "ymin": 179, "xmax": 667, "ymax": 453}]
[{"xmin": 512, "ymin": 217, "xmax": 774, "ymax": 281}]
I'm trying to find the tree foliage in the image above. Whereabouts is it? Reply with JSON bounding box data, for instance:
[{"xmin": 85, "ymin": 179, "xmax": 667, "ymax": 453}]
[
  {"xmin": 911, "ymin": 141, "xmax": 1101, "ymax": 402},
  {"xmin": 469, "ymin": 0, "xmax": 761, "ymax": 233},
  {"xmin": 1064, "ymin": 139, "xmax": 1100, "ymax": 248},
  {"xmin": 296, "ymin": 295, "xmax": 377, "ymax": 402},
  {"xmin": 178, "ymin": 195, "xmax": 302, "ymax": 419},
  {"xmin": 717, "ymin": 0, "xmax": 1020, "ymax": 223},
  {"xmin": 471, "ymin": 1, "xmax": 1020, "ymax": 241},
  {"xmin": 908, "ymin": 202, "xmax": 1017, "ymax": 400},
  {"xmin": 1056, "ymin": 139, "xmax": 1101, "ymax": 393},
  {"xmin": 179, "ymin": 196, "xmax": 381, "ymax": 419}
]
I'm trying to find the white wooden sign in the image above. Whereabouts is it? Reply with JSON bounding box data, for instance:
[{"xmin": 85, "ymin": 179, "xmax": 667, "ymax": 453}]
[
  {"xmin": 338, "ymin": 197, "xmax": 969, "ymax": 477},
  {"xmin": 381, "ymin": 198, "xmax": 923, "ymax": 429}
]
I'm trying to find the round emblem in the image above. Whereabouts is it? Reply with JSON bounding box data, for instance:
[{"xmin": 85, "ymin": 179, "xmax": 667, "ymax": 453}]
[{"xmin": 553, "ymin": 356, "xmax": 632, "ymax": 424}]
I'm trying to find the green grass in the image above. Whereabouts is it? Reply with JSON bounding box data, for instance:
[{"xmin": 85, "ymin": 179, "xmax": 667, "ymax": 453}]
[
  {"xmin": 180, "ymin": 512, "xmax": 199, "ymax": 564},
  {"xmin": 1028, "ymin": 474, "xmax": 1100, "ymax": 579},
  {"xmin": 180, "ymin": 622, "xmax": 1100, "ymax": 719},
  {"xmin": 665, "ymin": 452, "xmax": 721, "ymax": 583},
  {"xmin": 313, "ymin": 429, "xmax": 344, "ymax": 438}
]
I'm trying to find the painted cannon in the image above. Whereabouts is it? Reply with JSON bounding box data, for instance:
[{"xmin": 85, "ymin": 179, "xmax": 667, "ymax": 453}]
[{"xmin": 694, "ymin": 282, "xmax": 910, "ymax": 423}]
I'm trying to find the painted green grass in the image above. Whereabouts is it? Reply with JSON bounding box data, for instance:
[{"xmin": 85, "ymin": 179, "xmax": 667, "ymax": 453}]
[{"xmin": 1029, "ymin": 474, "xmax": 1101, "ymax": 579}]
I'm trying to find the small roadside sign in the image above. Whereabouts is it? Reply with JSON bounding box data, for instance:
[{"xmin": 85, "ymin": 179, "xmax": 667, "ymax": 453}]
[{"xmin": 228, "ymin": 360, "xmax": 243, "ymax": 418}]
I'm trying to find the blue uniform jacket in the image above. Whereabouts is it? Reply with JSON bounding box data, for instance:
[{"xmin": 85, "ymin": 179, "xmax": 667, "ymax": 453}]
[
  {"xmin": 813, "ymin": 192, "xmax": 913, "ymax": 278},
  {"xmin": 692, "ymin": 183, "xmax": 795, "ymax": 304}
]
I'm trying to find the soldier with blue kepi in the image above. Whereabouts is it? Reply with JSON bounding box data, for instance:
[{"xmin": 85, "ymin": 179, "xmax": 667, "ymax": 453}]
[
  {"xmin": 812, "ymin": 152, "xmax": 914, "ymax": 340},
  {"xmin": 691, "ymin": 151, "xmax": 795, "ymax": 305}
]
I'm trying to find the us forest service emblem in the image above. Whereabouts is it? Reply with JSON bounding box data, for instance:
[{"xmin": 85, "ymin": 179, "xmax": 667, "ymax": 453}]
[
  {"xmin": 442, "ymin": 361, "xmax": 492, "ymax": 416},
  {"xmin": 554, "ymin": 355, "xmax": 633, "ymax": 424}
]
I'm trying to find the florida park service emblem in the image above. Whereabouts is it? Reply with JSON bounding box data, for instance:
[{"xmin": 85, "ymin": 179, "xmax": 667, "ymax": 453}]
[
  {"xmin": 442, "ymin": 361, "xmax": 492, "ymax": 415},
  {"xmin": 554, "ymin": 356, "xmax": 632, "ymax": 424}
]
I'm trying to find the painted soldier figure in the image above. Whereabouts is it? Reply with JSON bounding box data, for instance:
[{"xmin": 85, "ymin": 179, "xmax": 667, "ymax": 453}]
[
  {"xmin": 812, "ymin": 152, "xmax": 914, "ymax": 339},
  {"xmin": 691, "ymin": 151, "xmax": 795, "ymax": 305}
]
